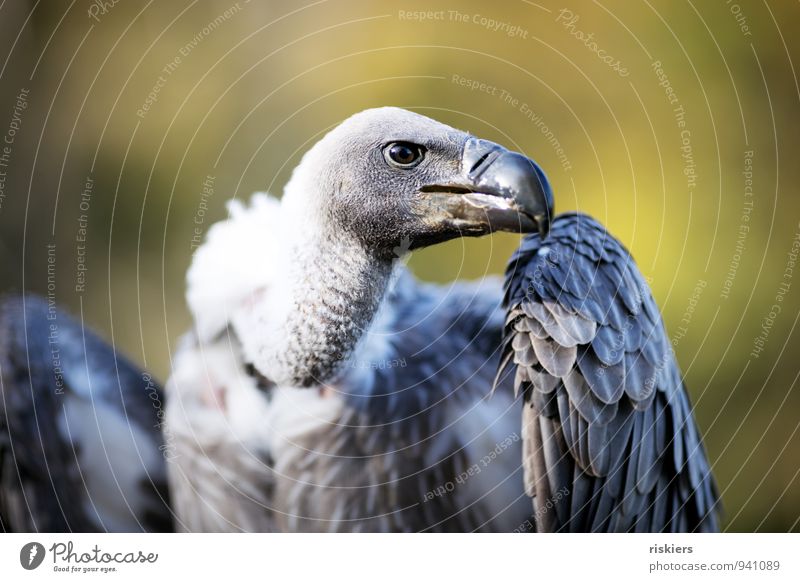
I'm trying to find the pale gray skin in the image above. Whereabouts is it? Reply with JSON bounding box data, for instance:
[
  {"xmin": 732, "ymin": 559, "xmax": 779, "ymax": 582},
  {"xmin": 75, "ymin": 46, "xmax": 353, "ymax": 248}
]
[
  {"xmin": 237, "ymin": 107, "xmax": 550, "ymax": 390},
  {"xmin": 284, "ymin": 108, "xmax": 545, "ymax": 254},
  {"xmin": 0, "ymin": 108, "xmax": 718, "ymax": 532}
]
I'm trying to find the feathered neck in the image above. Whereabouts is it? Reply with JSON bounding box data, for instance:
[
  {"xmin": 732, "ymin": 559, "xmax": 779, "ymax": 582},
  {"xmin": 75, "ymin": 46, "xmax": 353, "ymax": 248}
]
[{"xmin": 231, "ymin": 208, "xmax": 398, "ymax": 388}]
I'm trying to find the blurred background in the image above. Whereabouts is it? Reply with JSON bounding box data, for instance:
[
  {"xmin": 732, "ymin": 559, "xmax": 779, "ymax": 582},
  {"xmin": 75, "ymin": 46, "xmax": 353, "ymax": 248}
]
[{"xmin": 0, "ymin": 0, "xmax": 798, "ymax": 531}]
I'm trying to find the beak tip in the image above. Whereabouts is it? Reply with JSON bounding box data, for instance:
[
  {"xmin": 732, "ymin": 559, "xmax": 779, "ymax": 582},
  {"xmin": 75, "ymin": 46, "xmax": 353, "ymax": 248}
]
[
  {"xmin": 458, "ymin": 139, "xmax": 555, "ymax": 238},
  {"xmin": 537, "ymin": 216, "xmax": 551, "ymax": 239}
]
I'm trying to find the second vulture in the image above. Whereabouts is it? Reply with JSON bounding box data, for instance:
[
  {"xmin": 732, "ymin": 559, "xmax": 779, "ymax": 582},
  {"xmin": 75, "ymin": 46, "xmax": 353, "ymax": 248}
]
[{"xmin": 0, "ymin": 107, "xmax": 720, "ymax": 532}]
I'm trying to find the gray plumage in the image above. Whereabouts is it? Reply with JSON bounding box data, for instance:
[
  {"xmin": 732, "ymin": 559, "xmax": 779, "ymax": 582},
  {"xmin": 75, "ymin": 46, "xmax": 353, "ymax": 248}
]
[
  {"xmin": 0, "ymin": 107, "xmax": 718, "ymax": 533},
  {"xmin": 167, "ymin": 272, "xmax": 530, "ymax": 532},
  {"xmin": 0, "ymin": 296, "xmax": 171, "ymax": 532},
  {"xmin": 500, "ymin": 213, "xmax": 720, "ymax": 532}
]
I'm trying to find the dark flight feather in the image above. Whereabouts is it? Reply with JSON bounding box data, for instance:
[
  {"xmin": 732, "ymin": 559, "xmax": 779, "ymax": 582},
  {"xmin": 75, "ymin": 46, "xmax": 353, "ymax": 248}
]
[
  {"xmin": 0, "ymin": 296, "xmax": 172, "ymax": 532},
  {"xmin": 499, "ymin": 213, "xmax": 720, "ymax": 532}
]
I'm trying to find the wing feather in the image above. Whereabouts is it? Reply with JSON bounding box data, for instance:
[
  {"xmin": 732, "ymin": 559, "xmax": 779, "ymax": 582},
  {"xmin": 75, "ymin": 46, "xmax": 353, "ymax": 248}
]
[
  {"xmin": 500, "ymin": 213, "xmax": 720, "ymax": 532},
  {"xmin": 0, "ymin": 296, "xmax": 172, "ymax": 532}
]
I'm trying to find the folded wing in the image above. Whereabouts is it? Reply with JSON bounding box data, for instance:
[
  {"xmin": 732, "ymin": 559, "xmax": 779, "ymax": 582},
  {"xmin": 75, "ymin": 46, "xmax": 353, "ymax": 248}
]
[{"xmin": 499, "ymin": 213, "xmax": 720, "ymax": 532}]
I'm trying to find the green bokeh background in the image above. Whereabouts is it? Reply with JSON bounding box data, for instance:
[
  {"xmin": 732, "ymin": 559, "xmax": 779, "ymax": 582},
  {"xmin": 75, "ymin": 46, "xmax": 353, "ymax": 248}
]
[{"xmin": 0, "ymin": 0, "xmax": 798, "ymax": 531}]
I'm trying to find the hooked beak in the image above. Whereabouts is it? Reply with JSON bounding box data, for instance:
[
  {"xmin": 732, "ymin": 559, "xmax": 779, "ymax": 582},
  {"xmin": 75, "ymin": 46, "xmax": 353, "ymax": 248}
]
[{"xmin": 419, "ymin": 137, "xmax": 553, "ymax": 239}]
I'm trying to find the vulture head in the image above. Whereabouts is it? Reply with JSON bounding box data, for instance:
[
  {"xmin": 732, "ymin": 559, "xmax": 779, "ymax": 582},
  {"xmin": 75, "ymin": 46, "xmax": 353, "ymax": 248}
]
[
  {"xmin": 281, "ymin": 107, "xmax": 554, "ymax": 256},
  {"xmin": 190, "ymin": 107, "xmax": 555, "ymax": 387}
]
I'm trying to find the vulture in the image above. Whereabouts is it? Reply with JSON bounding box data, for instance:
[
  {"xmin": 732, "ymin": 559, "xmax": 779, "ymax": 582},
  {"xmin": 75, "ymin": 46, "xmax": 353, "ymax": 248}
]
[{"xmin": 0, "ymin": 107, "xmax": 719, "ymax": 532}]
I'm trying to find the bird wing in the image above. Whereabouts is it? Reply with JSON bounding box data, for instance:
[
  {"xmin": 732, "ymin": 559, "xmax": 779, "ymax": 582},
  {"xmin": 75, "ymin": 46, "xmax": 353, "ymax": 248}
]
[
  {"xmin": 498, "ymin": 213, "xmax": 719, "ymax": 532},
  {"xmin": 341, "ymin": 275, "xmax": 531, "ymax": 532},
  {"xmin": 0, "ymin": 295, "xmax": 172, "ymax": 532}
]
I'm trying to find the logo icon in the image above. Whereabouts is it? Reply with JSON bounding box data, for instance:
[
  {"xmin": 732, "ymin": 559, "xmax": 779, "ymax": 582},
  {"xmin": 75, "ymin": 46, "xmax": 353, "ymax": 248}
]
[{"xmin": 19, "ymin": 542, "xmax": 45, "ymax": 570}]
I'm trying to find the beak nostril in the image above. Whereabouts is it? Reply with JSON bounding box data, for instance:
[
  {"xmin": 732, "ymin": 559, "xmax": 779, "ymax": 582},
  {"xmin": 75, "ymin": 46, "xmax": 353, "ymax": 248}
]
[
  {"xmin": 468, "ymin": 151, "xmax": 492, "ymax": 174},
  {"xmin": 468, "ymin": 149, "xmax": 501, "ymax": 178},
  {"xmin": 456, "ymin": 137, "xmax": 554, "ymax": 235},
  {"xmin": 463, "ymin": 137, "xmax": 505, "ymax": 179}
]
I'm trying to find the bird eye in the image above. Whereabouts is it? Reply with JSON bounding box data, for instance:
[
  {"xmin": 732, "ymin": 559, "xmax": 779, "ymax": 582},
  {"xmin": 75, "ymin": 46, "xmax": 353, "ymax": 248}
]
[{"xmin": 384, "ymin": 142, "xmax": 425, "ymax": 168}]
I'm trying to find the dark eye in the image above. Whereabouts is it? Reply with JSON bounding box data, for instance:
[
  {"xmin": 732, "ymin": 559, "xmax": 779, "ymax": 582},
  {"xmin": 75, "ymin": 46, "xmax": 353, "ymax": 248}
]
[{"xmin": 384, "ymin": 142, "xmax": 425, "ymax": 168}]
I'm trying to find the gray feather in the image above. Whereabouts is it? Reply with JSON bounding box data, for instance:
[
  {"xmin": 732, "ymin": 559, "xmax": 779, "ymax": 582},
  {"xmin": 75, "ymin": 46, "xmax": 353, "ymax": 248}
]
[
  {"xmin": 531, "ymin": 337, "xmax": 577, "ymax": 377},
  {"xmin": 576, "ymin": 347, "xmax": 626, "ymax": 405},
  {"xmin": 502, "ymin": 213, "xmax": 719, "ymax": 533}
]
